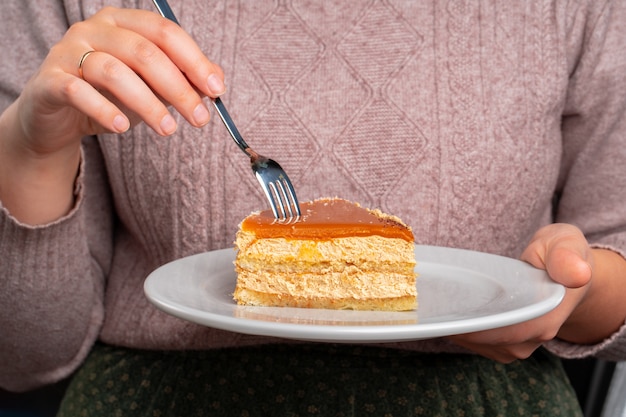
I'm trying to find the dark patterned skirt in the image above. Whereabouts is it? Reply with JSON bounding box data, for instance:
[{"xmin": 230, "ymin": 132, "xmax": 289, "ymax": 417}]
[{"xmin": 57, "ymin": 343, "xmax": 582, "ymax": 417}]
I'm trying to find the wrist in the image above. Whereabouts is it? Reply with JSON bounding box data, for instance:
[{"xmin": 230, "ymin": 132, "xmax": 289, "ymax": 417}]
[
  {"xmin": 558, "ymin": 248, "xmax": 626, "ymax": 344},
  {"xmin": 0, "ymin": 102, "xmax": 82, "ymax": 225}
]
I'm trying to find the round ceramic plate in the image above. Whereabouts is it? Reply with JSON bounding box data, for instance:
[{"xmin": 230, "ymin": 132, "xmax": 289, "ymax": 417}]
[{"xmin": 144, "ymin": 245, "xmax": 565, "ymax": 343}]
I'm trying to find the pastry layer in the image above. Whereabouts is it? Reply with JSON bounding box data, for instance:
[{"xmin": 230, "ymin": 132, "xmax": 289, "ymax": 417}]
[
  {"xmin": 234, "ymin": 287, "xmax": 417, "ymax": 311},
  {"xmin": 235, "ymin": 234, "xmax": 416, "ymax": 274}
]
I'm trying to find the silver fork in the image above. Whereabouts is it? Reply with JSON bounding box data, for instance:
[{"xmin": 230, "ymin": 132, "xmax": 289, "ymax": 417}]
[{"xmin": 151, "ymin": 0, "xmax": 301, "ymax": 220}]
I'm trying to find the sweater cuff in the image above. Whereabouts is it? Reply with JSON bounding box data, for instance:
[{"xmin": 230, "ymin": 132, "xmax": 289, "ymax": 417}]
[
  {"xmin": 0, "ymin": 147, "xmax": 85, "ymax": 229},
  {"xmin": 545, "ymin": 321, "xmax": 626, "ymax": 362},
  {"xmin": 544, "ymin": 243, "xmax": 626, "ymax": 361}
]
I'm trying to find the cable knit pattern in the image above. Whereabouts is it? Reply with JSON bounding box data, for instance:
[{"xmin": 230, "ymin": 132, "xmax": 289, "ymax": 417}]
[{"xmin": 2, "ymin": 0, "xmax": 626, "ymax": 391}]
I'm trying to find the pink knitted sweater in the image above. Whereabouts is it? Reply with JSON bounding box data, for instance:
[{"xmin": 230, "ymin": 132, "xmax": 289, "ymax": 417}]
[{"xmin": 2, "ymin": 0, "xmax": 626, "ymax": 391}]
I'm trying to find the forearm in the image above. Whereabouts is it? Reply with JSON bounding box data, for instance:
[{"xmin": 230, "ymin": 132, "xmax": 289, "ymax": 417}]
[
  {"xmin": 0, "ymin": 137, "xmax": 113, "ymax": 391},
  {"xmin": 557, "ymin": 248, "xmax": 626, "ymax": 344},
  {"xmin": 0, "ymin": 203, "xmax": 105, "ymax": 391},
  {"xmin": 0, "ymin": 101, "xmax": 80, "ymax": 225}
]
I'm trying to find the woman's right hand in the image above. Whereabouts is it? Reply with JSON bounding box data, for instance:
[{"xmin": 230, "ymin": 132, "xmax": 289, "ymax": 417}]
[{"xmin": 0, "ymin": 6, "xmax": 226, "ymax": 224}]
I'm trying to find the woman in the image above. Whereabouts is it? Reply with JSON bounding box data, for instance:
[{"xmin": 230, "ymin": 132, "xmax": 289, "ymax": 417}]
[{"xmin": 1, "ymin": 0, "xmax": 626, "ymax": 415}]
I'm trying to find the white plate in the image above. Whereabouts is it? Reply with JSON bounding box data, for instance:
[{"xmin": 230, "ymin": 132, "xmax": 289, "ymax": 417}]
[{"xmin": 144, "ymin": 245, "xmax": 565, "ymax": 343}]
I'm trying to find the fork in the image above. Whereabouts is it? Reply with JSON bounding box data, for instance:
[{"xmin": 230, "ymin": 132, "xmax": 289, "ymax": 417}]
[{"xmin": 151, "ymin": 0, "xmax": 301, "ymax": 220}]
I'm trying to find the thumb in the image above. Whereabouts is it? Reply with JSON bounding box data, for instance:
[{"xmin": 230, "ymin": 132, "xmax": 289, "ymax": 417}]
[
  {"xmin": 521, "ymin": 224, "xmax": 592, "ymax": 289},
  {"xmin": 545, "ymin": 245, "xmax": 592, "ymax": 288}
]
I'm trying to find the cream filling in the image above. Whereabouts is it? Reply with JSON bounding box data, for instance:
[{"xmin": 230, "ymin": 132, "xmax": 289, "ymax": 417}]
[
  {"xmin": 235, "ymin": 269, "xmax": 416, "ymax": 299},
  {"xmin": 235, "ymin": 234, "xmax": 415, "ymax": 264}
]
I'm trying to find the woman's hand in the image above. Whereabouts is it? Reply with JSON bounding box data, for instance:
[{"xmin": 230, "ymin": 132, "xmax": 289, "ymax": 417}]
[
  {"xmin": 0, "ymin": 6, "xmax": 225, "ymax": 224},
  {"xmin": 448, "ymin": 224, "xmax": 626, "ymax": 363},
  {"xmin": 21, "ymin": 6, "xmax": 225, "ymax": 147}
]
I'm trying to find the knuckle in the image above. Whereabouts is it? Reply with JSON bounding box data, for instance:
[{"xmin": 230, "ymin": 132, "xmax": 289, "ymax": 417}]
[
  {"xmin": 47, "ymin": 44, "xmax": 65, "ymax": 62},
  {"xmin": 513, "ymin": 348, "xmax": 534, "ymax": 361},
  {"xmin": 538, "ymin": 329, "xmax": 558, "ymax": 343},
  {"xmin": 131, "ymin": 39, "xmax": 161, "ymax": 66},
  {"xmin": 65, "ymin": 20, "xmax": 95, "ymax": 43},
  {"xmin": 98, "ymin": 5, "xmax": 118, "ymax": 15},
  {"xmin": 58, "ymin": 74, "xmax": 83, "ymax": 99},
  {"xmin": 154, "ymin": 17, "xmax": 179, "ymax": 40},
  {"xmin": 93, "ymin": 6, "xmax": 121, "ymax": 23},
  {"xmin": 170, "ymin": 82, "xmax": 197, "ymax": 104},
  {"xmin": 99, "ymin": 57, "xmax": 126, "ymax": 82}
]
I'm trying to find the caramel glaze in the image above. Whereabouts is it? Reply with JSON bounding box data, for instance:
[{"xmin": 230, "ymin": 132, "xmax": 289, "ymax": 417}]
[{"xmin": 241, "ymin": 198, "xmax": 414, "ymax": 242}]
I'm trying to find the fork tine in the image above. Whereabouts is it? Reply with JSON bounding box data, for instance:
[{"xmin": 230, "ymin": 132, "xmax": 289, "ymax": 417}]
[
  {"xmin": 255, "ymin": 160, "xmax": 301, "ymax": 220},
  {"xmin": 257, "ymin": 178, "xmax": 280, "ymax": 219},
  {"xmin": 268, "ymin": 179, "xmax": 300, "ymax": 220},
  {"xmin": 278, "ymin": 173, "xmax": 301, "ymax": 218},
  {"xmin": 275, "ymin": 180, "xmax": 296, "ymax": 219},
  {"xmin": 268, "ymin": 182, "xmax": 286, "ymax": 218},
  {"xmin": 280, "ymin": 186, "xmax": 296, "ymax": 219},
  {"xmin": 281, "ymin": 177, "xmax": 301, "ymax": 218}
]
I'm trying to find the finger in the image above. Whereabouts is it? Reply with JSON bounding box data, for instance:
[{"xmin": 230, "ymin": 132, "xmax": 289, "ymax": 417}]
[
  {"xmin": 521, "ymin": 225, "xmax": 592, "ymax": 288},
  {"xmin": 446, "ymin": 311, "xmax": 562, "ymax": 362},
  {"xmin": 545, "ymin": 245, "xmax": 592, "ymax": 288},
  {"xmin": 449, "ymin": 318, "xmax": 551, "ymax": 348},
  {"xmin": 66, "ymin": 79, "xmax": 131, "ymax": 135},
  {"xmin": 80, "ymin": 28, "xmax": 211, "ymax": 130},
  {"xmin": 78, "ymin": 50, "xmax": 179, "ymax": 136},
  {"xmin": 100, "ymin": 8, "xmax": 226, "ymax": 97},
  {"xmin": 448, "ymin": 336, "xmax": 541, "ymax": 363},
  {"xmin": 32, "ymin": 68, "xmax": 130, "ymax": 137},
  {"xmin": 66, "ymin": 9, "xmax": 215, "ymax": 129}
]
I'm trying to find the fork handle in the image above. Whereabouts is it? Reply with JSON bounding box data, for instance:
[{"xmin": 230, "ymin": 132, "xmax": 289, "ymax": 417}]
[
  {"xmin": 211, "ymin": 98, "xmax": 252, "ymax": 155},
  {"xmin": 151, "ymin": 0, "xmax": 178, "ymax": 24},
  {"xmin": 151, "ymin": 0, "xmax": 252, "ymax": 156}
]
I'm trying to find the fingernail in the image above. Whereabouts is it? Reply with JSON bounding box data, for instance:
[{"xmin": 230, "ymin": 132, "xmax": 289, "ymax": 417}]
[
  {"xmin": 160, "ymin": 114, "xmax": 177, "ymax": 135},
  {"xmin": 207, "ymin": 74, "xmax": 226, "ymax": 96},
  {"xmin": 193, "ymin": 103, "xmax": 210, "ymax": 126},
  {"xmin": 113, "ymin": 115, "xmax": 129, "ymax": 133}
]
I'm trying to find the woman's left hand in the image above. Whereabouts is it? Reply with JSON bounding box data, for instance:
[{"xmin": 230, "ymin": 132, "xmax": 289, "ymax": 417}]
[{"xmin": 448, "ymin": 223, "xmax": 626, "ymax": 363}]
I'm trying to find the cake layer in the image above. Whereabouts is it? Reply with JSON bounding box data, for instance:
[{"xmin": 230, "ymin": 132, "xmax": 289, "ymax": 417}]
[
  {"xmin": 235, "ymin": 233, "xmax": 416, "ymax": 275},
  {"xmin": 234, "ymin": 287, "xmax": 417, "ymax": 311},
  {"xmin": 234, "ymin": 269, "xmax": 416, "ymax": 300}
]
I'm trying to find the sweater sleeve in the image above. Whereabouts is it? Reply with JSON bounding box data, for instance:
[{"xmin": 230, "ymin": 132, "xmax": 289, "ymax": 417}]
[
  {"xmin": 0, "ymin": 0, "xmax": 112, "ymax": 392},
  {"xmin": 543, "ymin": 0, "xmax": 626, "ymax": 361}
]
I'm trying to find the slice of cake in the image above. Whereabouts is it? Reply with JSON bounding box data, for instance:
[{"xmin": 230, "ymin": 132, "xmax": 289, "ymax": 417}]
[{"xmin": 233, "ymin": 198, "xmax": 417, "ymax": 311}]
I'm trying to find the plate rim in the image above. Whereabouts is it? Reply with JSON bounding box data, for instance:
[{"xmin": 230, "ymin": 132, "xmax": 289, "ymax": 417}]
[{"xmin": 144, "ymin": 245, "xmax": 565, "ymax": 342}]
